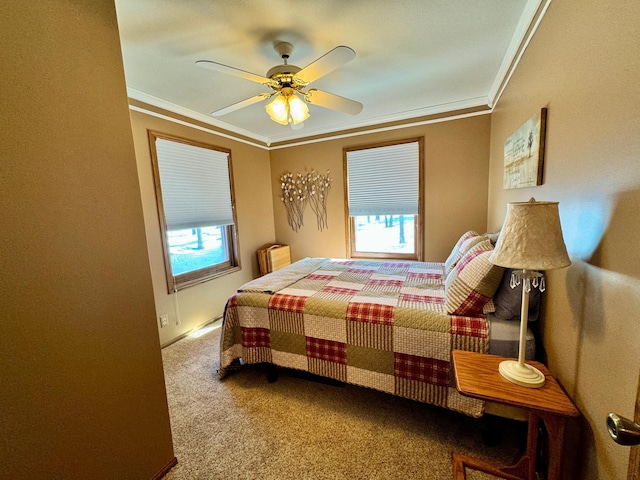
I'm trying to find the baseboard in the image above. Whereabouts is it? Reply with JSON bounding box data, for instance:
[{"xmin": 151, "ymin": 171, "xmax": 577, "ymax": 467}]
[
  {"xmin": 151, "ymin": 456, "xmax": 177, "ymax": 480},
  {"xmin": 161, "ymin": 316, "xmax": 222, "ymax": 349}
]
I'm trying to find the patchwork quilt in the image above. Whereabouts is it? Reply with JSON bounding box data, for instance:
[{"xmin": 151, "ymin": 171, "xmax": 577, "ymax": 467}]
[{"xmin": 219, "ymin": 258, "xmax": 489, "ymax": 417}]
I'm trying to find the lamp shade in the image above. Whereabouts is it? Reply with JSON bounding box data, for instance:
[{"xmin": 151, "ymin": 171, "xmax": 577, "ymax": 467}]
[{"xmin": 489, "ymin": 198, "xmax": 571, "ymax": 271}]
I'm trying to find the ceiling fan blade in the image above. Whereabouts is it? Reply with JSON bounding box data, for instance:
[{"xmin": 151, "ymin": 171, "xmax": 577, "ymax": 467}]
[
  {"xmin": 297, "ymin": 46, "xmax": 356, "ymax": 84},
  {"xmin": 196, "ymin": 60, "xmax": 273, "ymax": 85},
  {"xmin": 305, "ymin": 89, "xmax": 363, "ymax": 115},
  {"xmin": 211, "ymin": 93, "xmax": 271, "ymax": 117}
]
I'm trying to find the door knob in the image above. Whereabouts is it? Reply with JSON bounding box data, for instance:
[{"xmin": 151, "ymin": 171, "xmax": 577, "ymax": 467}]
[{"xmin": 607, "ymin": 412, "xmax": 640, "ymax": 446}]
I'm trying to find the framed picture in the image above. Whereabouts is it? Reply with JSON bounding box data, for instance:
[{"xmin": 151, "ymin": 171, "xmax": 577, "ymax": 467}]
[{"xmin": 503, "ymin": 108, "xmax": 547, "ymax": 189}]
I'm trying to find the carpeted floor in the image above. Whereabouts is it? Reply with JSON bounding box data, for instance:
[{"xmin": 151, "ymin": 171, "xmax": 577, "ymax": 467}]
[{"xmin": 161, "ymin": 323, "xmax": 525, "ymax": 479}]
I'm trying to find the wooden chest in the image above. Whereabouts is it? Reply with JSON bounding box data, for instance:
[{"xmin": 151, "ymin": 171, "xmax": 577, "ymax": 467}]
[{"xmin": 257, "ymin": 245, "xmax": 291, "ymax": 276}]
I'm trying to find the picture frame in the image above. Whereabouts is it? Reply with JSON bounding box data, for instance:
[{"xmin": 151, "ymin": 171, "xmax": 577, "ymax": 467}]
[{"xmin": 503, "ymin": 108, "xmax": 547, "ymax": 189}]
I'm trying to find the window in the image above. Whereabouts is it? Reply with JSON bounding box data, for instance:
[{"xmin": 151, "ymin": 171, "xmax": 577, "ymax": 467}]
[
  {"xmin": 344, "ymin": 138, "xmax": 423, "ymax": 260},
  {"xmin": 148, "ymin": 131, "xmax": 240, "ymax": 292}
]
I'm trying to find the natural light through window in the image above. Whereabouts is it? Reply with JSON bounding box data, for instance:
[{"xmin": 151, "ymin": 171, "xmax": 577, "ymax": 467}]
[
  {"xmin": 149, "ymin": 132, "xmax": 240, "ymax": 292},
  {"xmin": 344, "ymin": 138, "xmax": 423, "ymax": 260},
  {"xmin": 167, "ymin": 226, "xmax": 230, "ymax": 276},
  {"xmin": 353, "ymin": 215, "xmax": 415, "ymax": 254}
]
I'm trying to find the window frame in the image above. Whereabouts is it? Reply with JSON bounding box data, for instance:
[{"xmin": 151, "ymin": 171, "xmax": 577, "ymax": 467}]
[
  {"xmin": 343, "ymin": 137, "xmax": 424, "ymax": 261},
  {"xmin": 148, "ymin": 131, "xmax": 240, "ymax": 293}
]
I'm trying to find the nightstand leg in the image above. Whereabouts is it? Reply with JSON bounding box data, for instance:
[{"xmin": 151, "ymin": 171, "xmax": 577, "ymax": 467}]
[
  {"xmin": 540, "ymin": 412, "xmax": 567, "ymax": 480},
  {"xmin": 525, "ymin": 412, "xmax": 539, "ymax": 480}
]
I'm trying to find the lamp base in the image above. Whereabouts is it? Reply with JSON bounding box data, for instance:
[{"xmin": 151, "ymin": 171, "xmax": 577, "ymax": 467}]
[{"xmin": 499, "ymin": 360, "xmax": 545, "ymax": 388}]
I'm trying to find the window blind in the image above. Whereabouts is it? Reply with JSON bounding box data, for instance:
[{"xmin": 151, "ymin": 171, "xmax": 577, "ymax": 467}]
[
  {"xmin": 155, "ymin": 138, "xmax": 234, "ymax": 230},
  {"xmin": 346, "ymin": 141, "xmax": 419, "ymax": 216}
]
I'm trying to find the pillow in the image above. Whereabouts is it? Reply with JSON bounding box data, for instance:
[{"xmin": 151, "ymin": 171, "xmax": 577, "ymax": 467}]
[
  {"xmin": 445, "ymin": 239, "xmax": 505, "ymax": 316},
  {"xmin": 492, "ymin": 268, "xmax": 541, "ymax": 321},
  {"xmin": 444, "ymin": 230, "xmax": 483, "ymax": 274},
  {"xmin": 458, "ymin": 234, "xmax": 488, "ymax": 258}
]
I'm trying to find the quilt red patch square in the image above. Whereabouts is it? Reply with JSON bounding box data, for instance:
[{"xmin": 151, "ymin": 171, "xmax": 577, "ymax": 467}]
[
  {"xmin": 394, "ymin": 353, "xmax": 449, "ymax": 386},
  {"xmin": 346, "ymin": 268, "xmax": 376, "ymax": 275},
  {"xmin": 268, "ymin": 293, "xmax": 306, "ymax": 313},
  {"xmin": 346, "ymin": 302, "xmax": 395, "ymax": 325},
  {"xmin": 450, "ymin": 316, "xmax": 488, "ymax": 338},
  {"xmin": 381, "ymin": 262, "xmax": 412, "ymax": 269},
  {"xmin": 366, "ymin": 279, "xmax": 403, "ymax": 288},
  {"xmin": 306, "ymin": 337, "xmax": 347, "ymax": 364},
  {"xmin": 407, "ymin": 271, "xmax": 442, "ymax": 281},
  {"xmin": 399, "ymin": 293, "xmax": 445, "ymax": 304},
  {"xmin": 241, "ymin": 327, "xmax": 271, "ymax": 348},
  {"xmin": 306, "ymin": 274, "xmax": 339, "ymax": 281}
]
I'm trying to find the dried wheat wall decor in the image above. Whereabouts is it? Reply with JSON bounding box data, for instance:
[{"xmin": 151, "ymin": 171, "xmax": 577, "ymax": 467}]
[{"xmin": 280, "ymin": 169, "xmax": 332, "ymax": 232}]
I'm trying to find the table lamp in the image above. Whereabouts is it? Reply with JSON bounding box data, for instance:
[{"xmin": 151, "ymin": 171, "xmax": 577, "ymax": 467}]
[{"xmin": 489, "ymin": 198, "xmax": 571, "ymax": 388}]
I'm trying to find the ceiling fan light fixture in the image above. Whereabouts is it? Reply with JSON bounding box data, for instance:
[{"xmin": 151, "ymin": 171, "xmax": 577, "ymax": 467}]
[
  {"xmin": 288, "ymin": 94, "xmax": 310, "ymax": 125},
  {"xmin": 265, "ymin": 94, "xmax": 290, "ymax": 125},
  {"xmin": 266, "ymin": 88, "xmax": 310, "ymax": 126}
]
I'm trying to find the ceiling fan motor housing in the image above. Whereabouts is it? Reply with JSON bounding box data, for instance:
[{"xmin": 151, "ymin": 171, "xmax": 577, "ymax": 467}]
[
  {"xmin": 267, "ymin": 42, "xmax": 302, "ymax": 84},
  {"xmin": 274, "ymin": 41, "xmax": 294, "ymax": 59},
  {"xmin": 267, "ymin": 41, "xmax": 307, "ymax": 88},
  {"xmin": 266, "ymin": 64, "xmax": 302, "ymax": 79}
]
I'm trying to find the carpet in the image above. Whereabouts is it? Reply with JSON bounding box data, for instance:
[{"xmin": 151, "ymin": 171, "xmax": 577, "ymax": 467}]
[{"xmin": 161, "ymin": 323, "xmax": 523, "ymax": 479}]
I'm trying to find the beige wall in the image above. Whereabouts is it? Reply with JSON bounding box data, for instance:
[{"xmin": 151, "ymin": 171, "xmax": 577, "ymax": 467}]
[
  {"xmin": 130, "ymin": 111, "xmax": 275, "ymax": 346},
  {"xmin": 269, "ymin": 115, "xmax": 492, "ymax": 262},
  {"xmin": 487, "ymin": 1, "xmax": 640, "ymax": 478},
  {"xmin": 1, "ymin": 2, "xmax": 174, "ymax": 479}
]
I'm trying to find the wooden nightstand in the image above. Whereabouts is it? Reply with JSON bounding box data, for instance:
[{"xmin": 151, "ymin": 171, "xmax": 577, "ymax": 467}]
[{"xmin": 451, "ymin": 350, "xmax": 580, "ymax": 480}]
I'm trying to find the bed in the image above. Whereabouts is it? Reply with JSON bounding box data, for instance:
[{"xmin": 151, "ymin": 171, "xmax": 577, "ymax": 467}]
[{"xmin": 219, "ymin": 231, "xmax": 536, "ymax": 418}]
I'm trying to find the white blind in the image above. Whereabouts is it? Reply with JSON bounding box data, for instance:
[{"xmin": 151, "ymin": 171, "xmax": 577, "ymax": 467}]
[
  {"xmin": 155, "ymin": 138, "xmax": 234, "ymax": 230},
  {"xmin": 346, "ymin": 141, "xmax": 419, "ymax": 216}
]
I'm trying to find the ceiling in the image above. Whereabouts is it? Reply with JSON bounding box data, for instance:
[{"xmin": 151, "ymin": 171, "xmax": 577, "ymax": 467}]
[{"xmin": 115, "ymin": 0, "xmax": 542, "ymax": 147}]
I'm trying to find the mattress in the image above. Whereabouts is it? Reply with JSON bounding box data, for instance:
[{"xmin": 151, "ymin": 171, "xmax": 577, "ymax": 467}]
[{"xmin": 486, "ymin": 314, "xmax": 535, "ymax": 360}]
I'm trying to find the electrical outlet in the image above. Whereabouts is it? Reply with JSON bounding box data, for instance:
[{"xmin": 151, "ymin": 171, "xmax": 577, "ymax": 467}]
[{"xmin": 159, "ymin": 314, "xmax": 169, "ymax": 328}]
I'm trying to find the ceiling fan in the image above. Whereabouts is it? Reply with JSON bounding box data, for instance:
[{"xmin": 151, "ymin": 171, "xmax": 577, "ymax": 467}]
[{"xmin": 196, "ymin": 42, "xmax": 363, "ymax": 128}]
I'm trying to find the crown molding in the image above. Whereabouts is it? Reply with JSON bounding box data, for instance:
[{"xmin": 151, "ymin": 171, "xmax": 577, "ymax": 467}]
[
  {"xmin": 488, "ymin": 0, "xmax": 552, "ymax": 107},
  {"xmin": 130, "ymin": 94, "xmax": 492, "ymax": 151},
  {"xmin": 128, "ymin": 104, "xmax": 271, "ymax": 150},
  {"xmin": 265, "ymin": 96, "xmax": 490, "ymax": 145},
  {"xmin": 267, "ymin": 108, "xmax": 492, "ymax": 150},
  {"xmin": 127, "ymin": 88, "xmax": 270, "ymax": 146},
  {"xmin": 129, "ymin": 88, "xmax": 491, "ymax": 149}
]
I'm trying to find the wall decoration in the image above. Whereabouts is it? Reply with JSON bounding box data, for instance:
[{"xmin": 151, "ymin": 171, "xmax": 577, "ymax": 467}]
[
  {"xmin": 503, "ymin": 108, "xmax": 547, "ymax": 189},
  {"xmin": 280, "ymin": 169, "xmax": 332, "ymax": 232},
  {"xmin": 280, "ymin": 172, "xmax": 307, "ymax": 232},
  {"xmin": 307, "ymin": 170, "xmax": 332, "ymax": 231}
]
